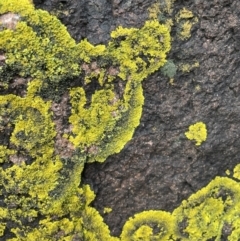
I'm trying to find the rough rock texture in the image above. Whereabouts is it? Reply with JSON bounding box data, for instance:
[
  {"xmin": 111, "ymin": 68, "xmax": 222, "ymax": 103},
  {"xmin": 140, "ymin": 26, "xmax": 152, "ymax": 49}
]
[
  {"xmin": 35, "ymin": 0, "xmax": 240, "ymax": 236},
  {"xmin": 34, "ymin": 0, "xmax": 151, "ymax": 44}
]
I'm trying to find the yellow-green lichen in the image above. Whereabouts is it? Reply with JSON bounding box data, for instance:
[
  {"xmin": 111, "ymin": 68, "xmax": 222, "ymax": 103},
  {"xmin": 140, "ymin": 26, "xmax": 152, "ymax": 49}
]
[
  {"xmin": 103, "ymin": 207, "xmax": 113, "ymax": 214},
  {"xmin": 119, "ymin": 173, "xmax": 240, "ymax": 241},
  {"xmin": 233, "ymin": 164, "xmax": 240, "ymax": 180},
  {"xmin": 148, "ymin": 0, "xmax": 175, "ymax": 19},
  {"xmin": 226, "ymin": 169, "xmax": 231, "ymax": 175},
  {"xmin": 148, "ymin": 2, "xmax": 161, "ymax": 19},
  {"xmin": 172, "ymin": 176, "xmax": 240, "ymax": 240},
  {"xmin": 147, "ymin": 3, "xmax": 199, "ymax": 83},
  {"xmin": 179, "ymin": 61, "xmax": 199, "ymax": 73},
  {"xmin": 108, "ymin": 20, "xmax": 171, "ymax": 81},
  {"xmin": 3, "ymin": 1, "xmax": 240, "ymax": 241},
  {"xmin": 0, "ymin": 0, "xmax": 172, "ymax": 239},
  {"xmin": 185, "ymin": 121, "xmax": 207, "ymax": 146},
  {"xmin": 121, "ymin": 210, "xmax": 176, "ymax": 241},
  {"xmin": 195, "ymin": 84, "xmax": 201, "ymax": 92},
  {"xmin": 175, "ymin": 8, "xmax": 198, "ymax": 40},
  {"xmin": 175, "ymin": 8, "xmax": 194, "ymax": 22},
  {"xmin": 64, "ymin": 19, "xmax": 171, "ymax": 162},
  {"xmin": 0, "ymin": 5, "xmax": 79, "ymax": 84}
]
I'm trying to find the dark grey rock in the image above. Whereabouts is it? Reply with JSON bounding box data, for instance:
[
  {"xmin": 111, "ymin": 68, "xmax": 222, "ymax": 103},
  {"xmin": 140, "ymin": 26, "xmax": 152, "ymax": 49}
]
[{"xmin": 34, "ymin": 0, "xmax": 151, "ymax": 44}]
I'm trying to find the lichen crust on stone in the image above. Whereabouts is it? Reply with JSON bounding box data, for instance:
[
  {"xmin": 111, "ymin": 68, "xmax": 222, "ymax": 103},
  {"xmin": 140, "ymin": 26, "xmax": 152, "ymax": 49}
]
[
  {"xmin": 185, "ymin": 121, "xmax": 207, "ymax": 146},
  {"xmin": 0, "ymin": 0, "xmax": 172, "ymax": 239},
  {"xmin": 2, "ymin": 1, "xmax": 239, "ymax": 241}
]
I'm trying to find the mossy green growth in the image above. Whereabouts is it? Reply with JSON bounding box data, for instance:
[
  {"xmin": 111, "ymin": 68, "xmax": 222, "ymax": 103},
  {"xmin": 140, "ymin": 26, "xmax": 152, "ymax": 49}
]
[
  {"xmin": 185, "ymin": 121, "xmax": 207, "ymax": 146},
  {"xmin": 161, "ymin": 60, "xmax": 178, "ymax": 78}
]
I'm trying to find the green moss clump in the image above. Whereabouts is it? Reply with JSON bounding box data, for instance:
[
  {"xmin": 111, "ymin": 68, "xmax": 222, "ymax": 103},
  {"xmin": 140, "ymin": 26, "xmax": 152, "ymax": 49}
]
[{"xmin": 161, "ymin": 60, "xmax": 177, "ymax": 78}]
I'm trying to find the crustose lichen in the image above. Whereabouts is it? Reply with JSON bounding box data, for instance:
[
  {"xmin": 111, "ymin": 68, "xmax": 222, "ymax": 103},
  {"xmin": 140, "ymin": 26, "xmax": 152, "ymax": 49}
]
[{"xmin": 185, "ymin": 121, "xmax": 207, "ymax": 146}]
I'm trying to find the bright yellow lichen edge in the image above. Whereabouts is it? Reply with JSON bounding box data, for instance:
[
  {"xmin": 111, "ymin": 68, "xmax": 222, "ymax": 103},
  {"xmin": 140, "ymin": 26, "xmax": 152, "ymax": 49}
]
[
  {"xmin": 0, "ymin": 0, "xmax": 238, "ymax": 240},
  {"xmin": 121, "ymin": 171, "xmax": 240, "ymax": 241},
  {"xmin": 185, "ymin": 122, "xmax": 207, "ymax": 146}
]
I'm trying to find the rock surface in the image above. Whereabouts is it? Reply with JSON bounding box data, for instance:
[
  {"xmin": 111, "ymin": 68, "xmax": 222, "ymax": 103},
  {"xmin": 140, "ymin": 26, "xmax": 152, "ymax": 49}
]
[{"xmin": 34, "ymin": 0, "xmax": 240, "ymax": 236}]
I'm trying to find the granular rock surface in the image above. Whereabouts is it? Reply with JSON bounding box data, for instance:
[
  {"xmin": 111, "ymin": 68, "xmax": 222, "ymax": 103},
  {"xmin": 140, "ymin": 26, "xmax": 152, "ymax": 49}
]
[{"xmin": 35, "ymin": 0, "xmax": 240, "ymax": 236}]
